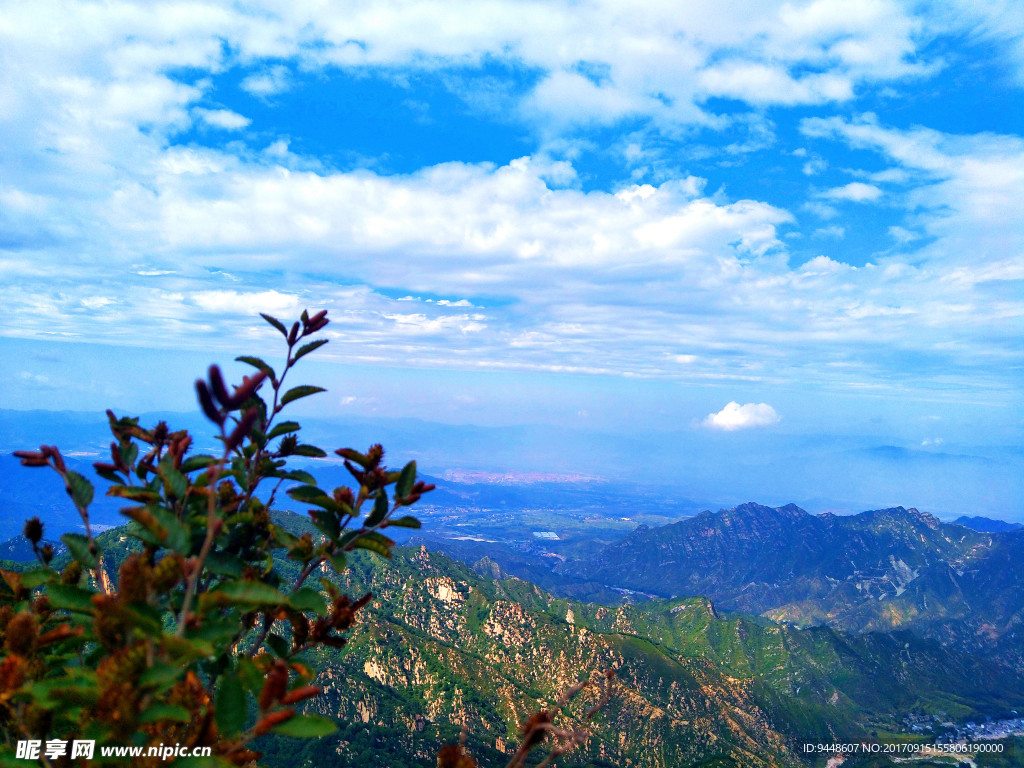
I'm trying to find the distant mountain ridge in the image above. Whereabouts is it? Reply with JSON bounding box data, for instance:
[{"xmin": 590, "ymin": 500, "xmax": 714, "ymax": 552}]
[
  {"xmin": 564, "ymin": 502, "xmax": 1024, "ymax": 669},
  {"xmin": 952, "ymin": 515, "xmax": 1023, "ymax": 533}
]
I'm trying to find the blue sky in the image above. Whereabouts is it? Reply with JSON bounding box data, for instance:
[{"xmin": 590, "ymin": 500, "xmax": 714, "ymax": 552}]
[{"xmin": 1, "ymin": 1, "xmax": 1022, "ymax": 514}]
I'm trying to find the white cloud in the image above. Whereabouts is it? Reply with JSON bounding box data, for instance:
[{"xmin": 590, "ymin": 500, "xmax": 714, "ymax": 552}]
[
  {"xmin": 146, "ymin": 157, "xmax": 791, "ymax": 286},
  {"xmin": 240, "ymin": 65, "xmax": 291, "ymax": 98},
  {"xmin": 192, "ymin": 290, "xmax": 301, "ymax": 315},
  {"xmin": 801, "ymin": 114, "xmax": 1024, "ymax": 278},
  {"xmin": 703, "ymin": 402, "xmax": 780, "ymax": 431},
  {"xmin": 888, "ymin": 225, "xmax": 920, "ymax": 243},
  {"xmin": 193, "ymin": 107, "xmax": 251, "ymax": 130},
  {"xmin": 802, "ymin": 156, "xmax": 827, "ymax": 175},
  {"xmin": 820, "ymin": 181, "xmax": 883, "ymax": 202},
  {"xmin": 0, "ymin": 0, "xmax": 1021, "ymax": 400},
  {"xmin": 0, "ymin": 0, "xmax": 959, "ymax": 158},
  {"xmin": 697, "ymin": 62, "xmax": 853, "ymax": 106},
  {"xmin": 813, "ymin": 225, "xmax": 846, "ymax": 239},
  {"xmin": 437, "ymin": 299, "xmax": 474, "ymax": 307},
  {"xmin": 802, "ymin": 201, "xmax": 839, "ymax": 219}
]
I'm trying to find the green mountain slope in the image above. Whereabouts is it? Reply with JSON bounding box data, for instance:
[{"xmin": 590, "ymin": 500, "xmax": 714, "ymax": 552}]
[{"xmin": 246, "ymin": 512, "xmax": 1024, "ymax": 767}]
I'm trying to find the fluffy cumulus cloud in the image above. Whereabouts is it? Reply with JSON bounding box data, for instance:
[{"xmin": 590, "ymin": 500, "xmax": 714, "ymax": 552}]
[
  {"xmin": 0, "ymin": 0, "xmax": 1022, "ymax": 401},
  {"xmin": 703, "ymin": 402, "xmax": 781, "ymax": 431}
]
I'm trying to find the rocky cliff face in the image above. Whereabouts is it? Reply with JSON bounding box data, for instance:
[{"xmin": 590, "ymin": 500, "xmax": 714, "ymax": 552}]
[
  {"xmin": 262, "ymin": 533, "xmax": 1024, "ymax": 768},
  {"xmin": 299, "ymin": 545, "xmax": 802, "ymax": 768}
]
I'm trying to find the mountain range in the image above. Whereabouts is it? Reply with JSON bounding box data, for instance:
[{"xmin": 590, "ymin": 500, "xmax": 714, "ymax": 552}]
[
  {"xmin": 254, "ymin": 516, "xmax": 1024, "ymax": 768},
  {"xmin": 562, "ymin": 503, "xmax": 1024, "ymax": 672},
  {"xmin": 4, "ymin": 501, "xmax": 1024, "ymax": 766}
]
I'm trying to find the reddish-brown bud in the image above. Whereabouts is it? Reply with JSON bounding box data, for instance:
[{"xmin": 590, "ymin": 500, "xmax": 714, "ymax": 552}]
[
  {"xmin": 38, "ymin": 624, "xmax": 84, "ymax": 647},
  {"xmin": 195, "ymin": 380, "xmax": 223, "ymax": 424},
  {"xmin": 280, "ymin": 685, "xmax": 321, "ymax": 705},
  {"xmin": 287, "ymin": 321, "xmax": 300, "ymax": 345},
  {"xmin": 12, "ymin": 451, "xmax": 48, "ymax": 467},
  {"xmin": 258, "ymin": 660, "xmax": 290, "ymax": 711},
  {"xmin": 253, "ymin": 708, "xmax": 295, "ymax": 736},
  {"xmin": 43, "ymin": 446, "xmax": 66, "ymax": 473},
  {"xmin": 226, "ymin": 371, "xmax": 267, "ymax": 408},
  {"xmin": 437, "ymin": 744, "xmax": 478, "ymax": 768},
  {"xmin": 208, "ymin": 365, "xmax": 232, "ymax": 408},
  {"xmin": 333, "ymin": 486, "xmax": 354, "ymax": 508},
  {"xmin": 303, "ymin": 310, "xmax": 329, "ymax": 333},
  {"xmin": 4, "ymin": 612, "xmax": 38, "ymax": 656},
  {"xmin": 109, "ymin": 442, "xmax": 129, "ymax": 472},
  {"xmin": 225, "ymin": 407, "xmax": 259, "ymax": 452},
  {"xmin": 366, "ymin": 444, "xmax": 384, "ymax": 468},
  {"xmin": 23, "ymin": 517, "xmax": 43, "ymax": 545},
  {"xmin": 519, "ymin": 710, "xmax": 553, "ymax": 749}
]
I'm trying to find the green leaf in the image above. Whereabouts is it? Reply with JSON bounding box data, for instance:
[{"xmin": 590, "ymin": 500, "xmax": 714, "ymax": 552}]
[
  {"xmin": 309, "ymin": 510, "xmax": 340, "ymax": 540},
  {"xmin": 236, "ymin": 355, "xmax": 277, "ymax": 380},
  {"xmin": 286, "ymin": 485, "xmax": 340, "ymax": 512},
  {"xmin": 46, "ymin": 584, "xmax": 97, "ymax": 613},
  {"xmin": 215, "ymin": 673, "xmax": 247, "ymax": 735},
  {"xmin": 388, "ymin": 515, "xmax": 421, "ymax": 529},
  {"xmin": 26, "ymin": 678, "xmax": 98, "ymax": 708},
  {"xmin": 162, "ymin": 635, "xmax": 216, "ymax": 662},
  {"xmin": 248, "ymin": 427, "xmax": 268, "ymax": 450},
  {"xmin": 289, "ymin": 587, "xmax": 326, "ymax": 616},
  {"xmin": 61, "ymin": 533, "xmax": 98, "ymax": 569},
  {"xmin": 124, "ymin": 602, "xmax": 164, "ymax": 636},
  {"xmin": 147, "ymin": 505, "xmax": 190, "ymax": 553},
  {"xmin": 94, "ymin": 467, "xmax": 122, "ymax": 484},
  {"xmin": 260, "ymin": 313, "xmax": 288, "ymax": 338},
  {"xmin": 65, "ymin": 470, "xmax": 94, "ymax": 509},
  {"xmin": 213, "ymin": 580, "xmax": 286, "ymax": 607},
  {"xmin": 109, "ymin": 485, "xmax": 162, "ymax": 502},
  {"xmin": 140, "ymin": 703, "xmax": 193, "ymax": 724},
  {"xmin": 293, "ymin": 339, "xmax": 328, "ymax": 362},
  {"xmin": 280, "ymin": 385, "xmax": 327, "ymax": 406},
  {"xmin": 20, "ymin": 568, "xmax": 56, "ymax": 589},
  {"xmin": 120, "ymin": 440, "xmax": 139, "ymax": 469},
  {"xmin": 205, "ymin": 550, "xmax": 244, "ymax": 578},
  {"xmin": 351, "ymin": 531, "xmax": 394, "ymax": 558},
  {"xmin": 272, "ymin": 713, "xmax": 337, "ymax": 738},
  {"xmin": 326, "ymin": 553, "xmax": 346, "ymax": 573},
  {"xmin": 266, "ymin": 421, "xmax": 301, "ymax": 440},
  {"xmin": 271, "ymin": 468, "xmax": 316, "ymax": 485},
  {"xmin": 365, "ymin": 493, "xmax": 389, "ymax": 527},
  {"xmin": 266, "ymin": 632, "xmax": 290, "ymax": 659},
  {"xmin": 292, "ymin": 444, "xmax": 327, "ymax": 458},
  {"xmin": 158, "ymin": 458, "xmax": 188, "ymax": 499},
  {"xmin": 180, "ymin": 454, "xmax": 218, "ymax": 473},
  {"xmin": 139, "ymin": 665, "xmax": 182, "ymax": 691},
  {"xmin": 236, "ymin": 656, "xmax": 264, "ymax": 693},
  {"xmin": 269, "ymin": 526, "xmax": 298, "ymax": 552},
  {"xmin": 396, "ymin": 460, "xmax": 417, "ymax": 499}
]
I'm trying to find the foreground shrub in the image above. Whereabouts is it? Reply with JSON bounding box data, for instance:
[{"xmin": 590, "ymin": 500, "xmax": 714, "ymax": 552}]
[{"xmin": 0, "ymin": 310, "xmax": 435, "ymax": 767}]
